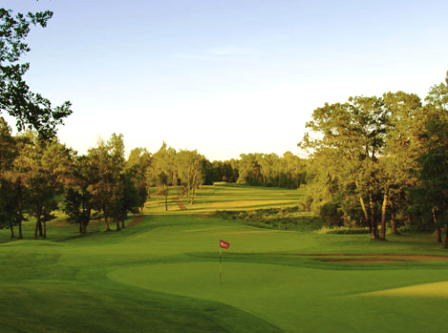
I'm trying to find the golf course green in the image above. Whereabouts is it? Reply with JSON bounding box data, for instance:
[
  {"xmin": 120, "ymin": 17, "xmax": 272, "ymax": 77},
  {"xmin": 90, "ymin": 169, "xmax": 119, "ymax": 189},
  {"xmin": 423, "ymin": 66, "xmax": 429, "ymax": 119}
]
[{"xmin": 1, "ymin": 185, "xmax": 448, "ymax": 333}]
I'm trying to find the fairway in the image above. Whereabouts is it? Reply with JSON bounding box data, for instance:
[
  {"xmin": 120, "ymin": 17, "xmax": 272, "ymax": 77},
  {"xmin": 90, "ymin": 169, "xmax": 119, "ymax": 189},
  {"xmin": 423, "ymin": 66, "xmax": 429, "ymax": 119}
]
[{"xmin": 2, "ymin": 186, "xmax": 448, "ymax": 333}]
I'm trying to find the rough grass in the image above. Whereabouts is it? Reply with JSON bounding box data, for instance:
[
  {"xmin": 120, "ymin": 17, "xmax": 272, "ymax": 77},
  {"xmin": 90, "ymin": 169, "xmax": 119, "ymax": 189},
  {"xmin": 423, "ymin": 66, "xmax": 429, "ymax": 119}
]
[
  {"xmin": 214, "ymin": 206, "xmax": 324, "ymax": 231},
  {"xmin": 1, "ymin": 185, "xmax": 448, "ymax": 333}
]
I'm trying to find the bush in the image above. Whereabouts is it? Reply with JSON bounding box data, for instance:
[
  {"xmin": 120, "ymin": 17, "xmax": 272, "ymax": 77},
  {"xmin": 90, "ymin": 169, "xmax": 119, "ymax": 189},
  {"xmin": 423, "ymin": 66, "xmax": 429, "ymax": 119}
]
[
  {"xmin": 320, "ymin": 202, "xmax": 344, "ymax": 226},
  {"xmin": 214, "ymin": 207, "xmax": 324, "ymax": 232},
  {"xmin": 317, "ymin": 226, "xmax": 370, "ymax": 234}
]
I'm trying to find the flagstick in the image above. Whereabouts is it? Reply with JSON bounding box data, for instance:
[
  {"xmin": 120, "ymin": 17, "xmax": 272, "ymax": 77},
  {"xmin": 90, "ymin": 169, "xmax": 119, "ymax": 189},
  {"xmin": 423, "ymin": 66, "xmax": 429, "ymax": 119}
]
[{"xmin": 219, "ymin": 247, "xmax": 222, "ymax": 284}]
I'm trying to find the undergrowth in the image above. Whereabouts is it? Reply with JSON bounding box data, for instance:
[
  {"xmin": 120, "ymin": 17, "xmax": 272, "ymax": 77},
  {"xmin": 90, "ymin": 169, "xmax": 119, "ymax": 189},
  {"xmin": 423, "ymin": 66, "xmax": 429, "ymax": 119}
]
[{"xmin": 214, "ymin": 207, "xmax": 324, "ymax": 232}]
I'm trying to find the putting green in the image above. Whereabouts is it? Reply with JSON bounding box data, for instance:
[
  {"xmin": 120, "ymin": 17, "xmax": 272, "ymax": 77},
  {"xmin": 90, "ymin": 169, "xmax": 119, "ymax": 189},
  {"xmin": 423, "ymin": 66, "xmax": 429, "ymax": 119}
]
[
  {"xmin": 108, "ymin": 262, "xmax": 319, "ymax": 332},
  {"xmin": 108, "ymin": 261, "xmax": 448, "ymax": 333}
]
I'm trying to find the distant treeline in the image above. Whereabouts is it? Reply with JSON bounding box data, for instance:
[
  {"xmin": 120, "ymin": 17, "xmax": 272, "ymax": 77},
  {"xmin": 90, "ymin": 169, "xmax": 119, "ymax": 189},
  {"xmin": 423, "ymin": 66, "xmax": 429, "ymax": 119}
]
[{"xmin": 204, "ymin": 152, "xmax": 306, "ymax": 189}]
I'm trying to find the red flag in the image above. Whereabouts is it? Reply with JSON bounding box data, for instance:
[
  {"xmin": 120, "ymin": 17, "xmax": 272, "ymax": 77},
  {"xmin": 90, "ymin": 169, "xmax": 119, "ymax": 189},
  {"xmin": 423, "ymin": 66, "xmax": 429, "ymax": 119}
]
[{"xmin": 220, "ymin": 240, "xmax": 230, "ymax": 249}]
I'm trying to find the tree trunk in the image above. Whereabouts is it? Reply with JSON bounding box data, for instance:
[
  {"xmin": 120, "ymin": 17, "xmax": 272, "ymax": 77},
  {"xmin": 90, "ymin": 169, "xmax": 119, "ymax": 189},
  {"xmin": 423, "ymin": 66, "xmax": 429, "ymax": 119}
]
[
  {"xmin": 444, "ymin": 226, "xmax": 448, "ymax": 249},
  {"xmin": 43, "ymin": 221, "xmax": 47, "ymax": 239},
  {"xmin": 17, "ymin": 179, "xmax": 23, "ymax": 239},
  {"xmin": 17, "ymin": 217, "xmax": 23, "ymax": 239},
  {"xmin": 165, "ymin": 185, "xmax": 168, "ymax": 211},
  {"xmin": 104, "ymin": 211, "xmax": 111, "ymax": 231},
  {"xmin": 296, "ymin": 173, "xmax": 299, "ymax": 189},
  {"xmin": 83, "ymin": 208, "xmax": 91, "ymax": 234},
  {"xmin": 436, "ymin": 226, "xmax": 442, "ymax": 243},
  {"xmin": 121, "ymin": 213, "xmax": 125, "ymax": 229},
  {"xmin": 192, "ymin": 186, "xmax": 196, "ymax": 205},
  {"xmin": 80, "ymin": 189, "xmax": 85, "ymax": 234},
  {"xmin": 34, "ymin": 221, "xmax": 39, "ymax": 239},
  {"xmin": 380, "ymin": 186, "xmax": 388, "ymax": 240},
  {"xmin": 187, "ymin": 167, "xmax": 192, "ymax": 203},
  {"xmin": 390, "ymin": 212, "xmax": 400, "ymax": 235},
  {"xmin": 38, "ymin": 218, "xmax": 43, "ymax": 237},
  {"xmin": 34, "ymin": 210, "xmax": 42, "ymax": 239},
  {"xmin": 360, "ymin": 196, "xmax": 372, "ymax": 235},
  {"xmin": 433, "ymin": 209, "xmax": 442, "ymax": 243},
  {"xmin": 9, "ymin": 220, "xmax": 15, "ymax": 239},
  {"xmin": 369, "ymin": 191, "xmax": 378, "ymax": 240},
  {"xmin": 116, "ymin": 218, "xmax": 121, "ymax": 231}
]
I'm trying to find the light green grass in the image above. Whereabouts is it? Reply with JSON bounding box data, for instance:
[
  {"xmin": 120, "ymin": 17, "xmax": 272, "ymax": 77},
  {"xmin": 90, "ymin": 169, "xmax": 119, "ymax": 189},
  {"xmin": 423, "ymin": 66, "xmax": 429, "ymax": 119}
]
[
  {"xmin": 145, "ymin": 184, "xmax": 302, "ymax": 214},
  {"xmin": 1, "ymin": 186, "xmax": 448, "ymax": 332}
]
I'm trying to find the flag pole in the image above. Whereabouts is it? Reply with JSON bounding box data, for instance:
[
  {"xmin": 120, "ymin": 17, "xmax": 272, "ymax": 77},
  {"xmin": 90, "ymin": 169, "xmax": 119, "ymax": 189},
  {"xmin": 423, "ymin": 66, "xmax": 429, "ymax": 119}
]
[
  {"xmin": 219, "ymin": 246, "xmax": 222, "ymax": 284},
  {"xmin": 219, "ymin": 240, "xmax": 229, "ymax": 284}
]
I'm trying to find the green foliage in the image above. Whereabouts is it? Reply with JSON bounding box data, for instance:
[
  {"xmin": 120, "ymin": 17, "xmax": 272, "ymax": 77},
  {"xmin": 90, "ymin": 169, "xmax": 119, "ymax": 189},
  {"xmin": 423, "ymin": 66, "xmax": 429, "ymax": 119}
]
[
  {"xmin": 215, "ymin": 206, "xmax": 324, "ymax": 232},
  {"xmin": 0, "ymin": 8, "xmax": 72, "ymax": 139},
  {"xmin": 320, "ymin": 201, "xmax": 344, "ymax": 227},
  {"xmin": 409, "ymin": 72, "xmax": 448, "ymax": 246},
  {"xmin": 318, "ymin": 226, "xmax": 371, "ymax": 234},
  {"xmin": 0, "ymin": 178, "xmax": 17, "ymax": 230}
]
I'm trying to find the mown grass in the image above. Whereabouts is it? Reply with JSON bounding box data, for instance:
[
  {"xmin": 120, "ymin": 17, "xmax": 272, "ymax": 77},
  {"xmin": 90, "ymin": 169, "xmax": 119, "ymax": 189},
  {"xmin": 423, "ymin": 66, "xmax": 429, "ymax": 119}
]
[
  {"xmin": 145, "ymin": 184, "xmax": 302, "ymax": 214},
  {"xmin": 1, "ymin": 185, "xmax": 448, "ymax": 333}
]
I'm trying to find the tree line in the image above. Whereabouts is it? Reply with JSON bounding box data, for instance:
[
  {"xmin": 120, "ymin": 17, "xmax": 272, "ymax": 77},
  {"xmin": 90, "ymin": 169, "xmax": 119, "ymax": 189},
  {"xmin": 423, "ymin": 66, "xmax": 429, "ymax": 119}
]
[
  {"xmin": 0, "ymin": 123, "xmax": 305, "ymax": 238},
  {"xmin": 298, "ymin": 71, "xmax": 448, "ymax": 247},
  {"xmin": 0, "ymin": 129, "xmax": 218, "ymax": 237}
]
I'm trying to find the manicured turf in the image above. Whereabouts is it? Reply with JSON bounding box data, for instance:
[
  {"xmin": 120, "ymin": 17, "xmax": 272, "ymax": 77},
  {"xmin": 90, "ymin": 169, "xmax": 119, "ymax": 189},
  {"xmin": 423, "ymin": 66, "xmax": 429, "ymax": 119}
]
[{"xmin": 1, "ymin": 185, "xmax": 448, "ymax": 332}]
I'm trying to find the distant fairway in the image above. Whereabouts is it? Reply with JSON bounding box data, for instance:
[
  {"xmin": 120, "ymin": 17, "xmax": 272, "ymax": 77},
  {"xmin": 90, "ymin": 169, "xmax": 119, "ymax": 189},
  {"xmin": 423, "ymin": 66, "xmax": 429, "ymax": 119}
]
[
  {"xmin": 145, "ymin": 183, "xmax": 301, "ymax": 214},
  {"xmin": 1, "ymin": 185, "xmax": 448, "ymax": 332}
]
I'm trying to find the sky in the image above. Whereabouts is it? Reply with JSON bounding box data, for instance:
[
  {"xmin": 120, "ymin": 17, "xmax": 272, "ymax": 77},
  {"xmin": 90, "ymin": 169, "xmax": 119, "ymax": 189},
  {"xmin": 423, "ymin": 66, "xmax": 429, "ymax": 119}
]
[{"xmin": 2, "ymin": 0, "xmax": 448, "ymax": 161}]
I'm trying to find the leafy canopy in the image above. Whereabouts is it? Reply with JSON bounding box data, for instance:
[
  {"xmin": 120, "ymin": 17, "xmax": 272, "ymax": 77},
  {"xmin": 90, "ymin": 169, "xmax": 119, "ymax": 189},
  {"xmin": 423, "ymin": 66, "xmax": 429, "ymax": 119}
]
[{"xmin": 0, "ymin": 7, "xmax": 72, "ymax": 139}]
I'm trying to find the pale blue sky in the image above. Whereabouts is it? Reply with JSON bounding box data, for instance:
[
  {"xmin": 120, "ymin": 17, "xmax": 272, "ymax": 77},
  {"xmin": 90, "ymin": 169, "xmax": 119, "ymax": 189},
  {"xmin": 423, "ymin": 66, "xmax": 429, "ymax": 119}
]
[{"xmin": 3, "ymin": 0, "xmax": 448, "ymax": 160}]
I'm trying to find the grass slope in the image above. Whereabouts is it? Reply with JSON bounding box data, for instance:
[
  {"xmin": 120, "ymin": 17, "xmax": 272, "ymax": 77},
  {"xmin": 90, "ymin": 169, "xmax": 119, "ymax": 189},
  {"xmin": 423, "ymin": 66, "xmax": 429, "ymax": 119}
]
[{"xmin": 1, "ymin": 185, "xmax": 448, "ymax": 332}]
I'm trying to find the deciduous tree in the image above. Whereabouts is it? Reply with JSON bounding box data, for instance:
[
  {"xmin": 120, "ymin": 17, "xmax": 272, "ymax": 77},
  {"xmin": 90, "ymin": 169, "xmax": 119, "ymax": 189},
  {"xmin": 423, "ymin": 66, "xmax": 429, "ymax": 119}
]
[{"xmin": 0, "ymin": 8, "xmax": 72, "ymax": 139}]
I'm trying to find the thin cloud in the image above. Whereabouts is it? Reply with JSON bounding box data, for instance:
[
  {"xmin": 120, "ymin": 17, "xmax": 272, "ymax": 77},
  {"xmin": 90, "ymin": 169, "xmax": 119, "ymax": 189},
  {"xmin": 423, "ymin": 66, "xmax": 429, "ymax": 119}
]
[
  {"xmin": 172, "ymin": 46, "xmax": 256, "ymax": 60},
  {"xmin": 208, "ymin": 46, "xmax": 255, "ymax": 56}
]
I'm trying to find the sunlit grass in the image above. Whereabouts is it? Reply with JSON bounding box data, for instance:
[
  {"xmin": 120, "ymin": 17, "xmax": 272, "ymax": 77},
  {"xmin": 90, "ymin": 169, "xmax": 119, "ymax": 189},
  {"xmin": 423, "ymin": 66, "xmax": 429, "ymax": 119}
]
[
  {"xmin": 357, "ymin": 281, "xmax": 448, "ymax": 298},
  {"xmin": 145, "ymin": 184, "xmax": 303, "ymax": 215}
]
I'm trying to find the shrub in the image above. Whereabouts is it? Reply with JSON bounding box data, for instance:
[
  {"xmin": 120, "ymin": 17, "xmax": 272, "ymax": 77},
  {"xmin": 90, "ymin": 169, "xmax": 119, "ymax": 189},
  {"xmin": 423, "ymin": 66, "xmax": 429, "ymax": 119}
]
[{"xmin": 320, "ymin": 202, "xmax": 344, "ymax": 226}]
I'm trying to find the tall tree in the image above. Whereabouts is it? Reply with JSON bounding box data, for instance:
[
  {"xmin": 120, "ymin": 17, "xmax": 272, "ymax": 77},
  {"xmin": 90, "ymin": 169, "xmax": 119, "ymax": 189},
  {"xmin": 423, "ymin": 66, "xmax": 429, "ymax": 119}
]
[
  {"xmin": 63, "ymin": 155, "xmax": 96, "ymax": 234},
  {"xmin": 0, "ymin": 117, "xmax": 17, "ymax": 237},
  {"xmin": 176, "ymin": 149, "xmax": 204, "ymax": 204},
  {"xmin": 283, "ymin": 151, "xmax": 303, "ymax": 189},
  {"xmin": 379, "ymin": 91, "xmax": 423, "ymax": 238},
  {"xmin": 414, "ymin": 115, "xmax": 448, "ymax": 248},
  {"xmin": 127, "ymin": 147, "xmax": 151, "ymax": 209},
  {"xmin": 299, "ymin": 96, "xmax": 388, "ymax": 240},
  {"xmin": 112, "ymin": 168, "xmax": 142, "ymax": 228},
  {"xmin": 411, "ymin": 71, "xmax": 448, "ymax": 247},
  {"xmin": 88, "ymin": 138, "xmax": 118, "ymax": 231},
  {"xmin": 21, "ymin": 134, "xmax": 72, "ymax": 239}
]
